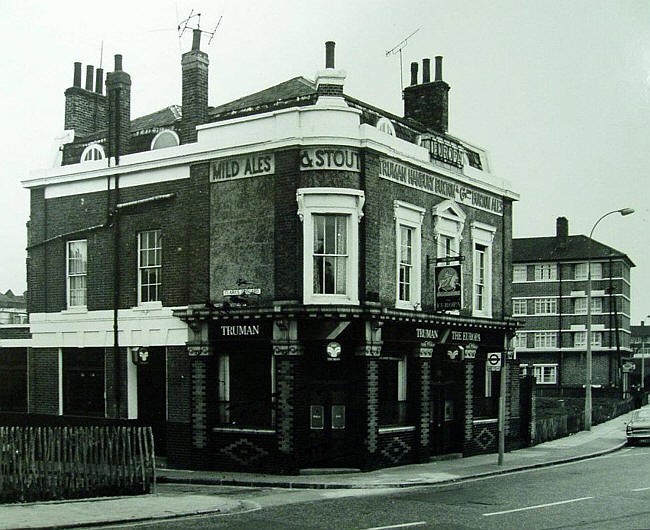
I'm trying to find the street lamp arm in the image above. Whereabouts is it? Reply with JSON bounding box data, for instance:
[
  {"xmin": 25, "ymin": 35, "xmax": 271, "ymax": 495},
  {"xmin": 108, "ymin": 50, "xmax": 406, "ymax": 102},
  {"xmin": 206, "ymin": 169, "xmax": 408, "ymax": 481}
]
[{"xmin": 589, "ymin": 208, "xmax": 634, "ymax": 239}]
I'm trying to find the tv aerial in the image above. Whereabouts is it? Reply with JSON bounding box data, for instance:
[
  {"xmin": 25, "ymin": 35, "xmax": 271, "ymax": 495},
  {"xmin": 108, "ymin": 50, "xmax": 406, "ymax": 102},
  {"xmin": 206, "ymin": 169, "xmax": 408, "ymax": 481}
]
[
  {"xmin": 386, "ymin": 27, "xmax": 422, "ymax": 93},
  {"xmin": 177, "ymin": 10, "xmax": 222, "ymax": 45}
]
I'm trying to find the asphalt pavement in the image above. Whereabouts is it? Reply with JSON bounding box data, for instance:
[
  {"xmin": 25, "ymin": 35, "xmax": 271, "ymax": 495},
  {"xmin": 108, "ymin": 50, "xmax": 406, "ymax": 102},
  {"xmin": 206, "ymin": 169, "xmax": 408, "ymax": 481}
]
[{"xmin": 0, "ymin": 407, "xmax": 638, "ymax": 529}]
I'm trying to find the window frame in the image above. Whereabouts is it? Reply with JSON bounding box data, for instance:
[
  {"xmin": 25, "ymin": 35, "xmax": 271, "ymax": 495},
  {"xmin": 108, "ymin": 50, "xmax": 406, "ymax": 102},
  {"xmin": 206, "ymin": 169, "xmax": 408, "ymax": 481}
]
[
  {"xmin": 574, "ymin": 296, "xmax": 602, "ymax": 314},
  {"xmin": 575, "ymin": 262, "xmax": 602, "ymax": 280},
  {"xmin": 297, "ymin": 188, "xmax": 364, "ymax": 305},
  {"xmin": 66, "ymin": 239, "xmax": 87, "ymax": 308},
  {"xmin": 137, "ymin": 229, "xmax": 162, "ymax": 305},
  {"xmin": 513, "ymin": 299, "xmax": 527, "ymax": 316},
  {"xmin": 534, "ymin": 331, "xmax": 557, "ymax": 348},
  {"xmin": 376, "ymin": 117, "xmax": 396, "ymax": 136},
  {"xmin": 378, "ymin": 355, "xmax": 408, "ymax": 427},
  {"xmin": 394, "ymin": 200, "xmax": 425, "ymax": 310},
  {"xmin": 533, "ymin": 364, "xmax": 557, "ymax": 384},
  {"xmin": 80, "ymin": 143, "xmax": 105, "ymax": 162},
  {"xmin": 534, "ymin": 263, "xmax": 557, "ymax": 281},
  {"xmin": 574, "ymin": 331, "xmax": 602, "ymax": 348},
  {"xmin": 513, "ymin": 264, "xmax": 527, "ymax": 282},
  {"xmin": 534, "ymin": 297, "xmax": 557, "ymax": 315},
  {"xmin": 471, "ymin": 222, "xmax": 496, "ymax": 318},
  {"xmin": 150, "ymin": 129, "xmax": 180, "ymax": 150}
]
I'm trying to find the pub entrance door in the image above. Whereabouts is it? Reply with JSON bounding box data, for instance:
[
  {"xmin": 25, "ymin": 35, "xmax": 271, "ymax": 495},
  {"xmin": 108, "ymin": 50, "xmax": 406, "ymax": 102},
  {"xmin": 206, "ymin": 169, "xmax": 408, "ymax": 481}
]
[
  {"xmin": 430, "ymin": 359, "xmax": 463, "ymax": 455},
  {"xmin": 304, "ymin": 348, "xmax": 351, "ymax": 467}
]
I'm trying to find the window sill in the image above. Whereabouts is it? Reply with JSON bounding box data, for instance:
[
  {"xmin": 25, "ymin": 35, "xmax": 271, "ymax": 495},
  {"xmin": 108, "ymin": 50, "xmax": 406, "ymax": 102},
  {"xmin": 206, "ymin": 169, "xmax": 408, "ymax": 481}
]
[
  {"xmin": 133, "ymin": 301, "xmax": 163, "ymax": 311},
  {"xmin": 473, "ymin": 418, "xmax": 498, "ymax": 424},
  {"xmin": 212, "ymin": 427, "xmax": 275, "ymax": 434},
  {"xmin": 378, "ymin": 425, "xmax": 416, "ymax": 434},
  {"xmin": 395, "ymin": 301, "xmax": 421, "ymax": 311},
  {"xmin": 62, "ymin": 306, "xmax": 88, "ymax": 315},
  {"xmin": 304, "ymin": 295, "xmax": 359, "ymax": 306}
]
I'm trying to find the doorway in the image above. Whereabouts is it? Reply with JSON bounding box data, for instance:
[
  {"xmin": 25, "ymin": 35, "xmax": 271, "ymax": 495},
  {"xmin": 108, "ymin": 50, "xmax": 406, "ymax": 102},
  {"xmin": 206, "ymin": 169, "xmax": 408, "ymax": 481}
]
[{"xmin": 137, "ymin": 346, "xmax": 167, "ymax": 456}]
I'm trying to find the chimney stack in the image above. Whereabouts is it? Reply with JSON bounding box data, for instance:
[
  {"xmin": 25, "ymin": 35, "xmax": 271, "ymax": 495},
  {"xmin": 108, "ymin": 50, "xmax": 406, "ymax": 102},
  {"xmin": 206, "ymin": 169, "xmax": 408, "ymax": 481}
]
[
  {"xmin": 181, "ymin": 28, "xmax": 209, "ymax": 144},
  {"xmin": 95, "ymin": 68, "xmax": 104, "ymax": 95},
  {"xmin": 315, "ymin": 41, "xmax": 346, "ymax": 104},
  {"xmin": 64, "ymin": 61, "xmax": 108, "ymax": 149},
  {"xmin": 556, "ymin": 216, "xmax": 569, "ymax": 249},
  {"xmin": 403, "ymin": 56, "xmax": 450, "ymax": 133},
  {"xmin": 106, "ymin": 54, "xmax": 132, "ymax": 163}
]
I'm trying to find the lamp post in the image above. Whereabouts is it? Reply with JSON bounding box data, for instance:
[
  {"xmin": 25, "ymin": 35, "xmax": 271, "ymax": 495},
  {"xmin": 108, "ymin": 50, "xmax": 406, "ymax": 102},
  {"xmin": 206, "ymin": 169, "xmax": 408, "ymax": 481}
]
[{"xmin": 585, "ymin": 207, "xmax": 634, "ymax": 431}]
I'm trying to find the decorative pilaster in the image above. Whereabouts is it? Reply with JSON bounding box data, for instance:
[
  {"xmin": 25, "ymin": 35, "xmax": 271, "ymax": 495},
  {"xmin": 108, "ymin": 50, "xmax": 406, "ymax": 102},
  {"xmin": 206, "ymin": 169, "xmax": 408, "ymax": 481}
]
[
  {"xmin": 412, "ymin": 343, "xmax": 433, "ymax": 460},
  {"xmin": 463, "ymin": 361, "xmax": 474, "ymax": 450}
]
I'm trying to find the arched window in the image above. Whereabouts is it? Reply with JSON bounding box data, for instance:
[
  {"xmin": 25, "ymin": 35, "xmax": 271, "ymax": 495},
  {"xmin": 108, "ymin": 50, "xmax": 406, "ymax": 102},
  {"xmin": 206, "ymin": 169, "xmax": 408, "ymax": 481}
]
[
  {"xmin": 376, "ymin": 117, "xmax": 395, "ymax": 136},
  {"xmin": 151, "ymin": 130, "xmax": 180, "ymax": 150},
  {"xmin": 80, "ymin": 144, "xmax": 105, "ymax": 162}
]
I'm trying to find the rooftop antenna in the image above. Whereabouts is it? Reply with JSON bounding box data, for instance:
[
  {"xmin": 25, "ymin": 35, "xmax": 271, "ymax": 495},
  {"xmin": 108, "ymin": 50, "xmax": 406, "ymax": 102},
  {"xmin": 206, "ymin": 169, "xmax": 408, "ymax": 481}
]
[
  {"xmin": 177, "ymin": 10, "xmax": 222, "ymax": 45},
  {"xmin": 386, "ymin": 27, "xmax": 421, "ymax": 93}
]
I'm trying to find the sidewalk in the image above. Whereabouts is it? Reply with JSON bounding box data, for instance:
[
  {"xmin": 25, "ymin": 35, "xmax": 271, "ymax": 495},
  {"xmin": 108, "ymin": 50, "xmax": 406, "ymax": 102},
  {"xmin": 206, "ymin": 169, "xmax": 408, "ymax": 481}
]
[{"xmin": 0, "ymin": 408, "xmax": 638, "ymax": 529}]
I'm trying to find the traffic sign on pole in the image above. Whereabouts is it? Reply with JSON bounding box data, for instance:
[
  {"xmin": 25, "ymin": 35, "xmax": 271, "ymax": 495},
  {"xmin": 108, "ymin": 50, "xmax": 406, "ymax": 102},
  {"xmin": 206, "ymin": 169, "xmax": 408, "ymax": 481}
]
[{"xmin": 487, "ymin": 352, "xmax": 501, "ymax": 371}]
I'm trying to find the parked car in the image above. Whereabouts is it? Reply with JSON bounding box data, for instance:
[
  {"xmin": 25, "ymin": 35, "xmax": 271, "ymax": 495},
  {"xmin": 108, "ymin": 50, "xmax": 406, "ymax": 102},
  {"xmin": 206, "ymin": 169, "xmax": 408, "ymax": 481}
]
[{"xmin": 626, "ymin": 408, "xmax": 650, "ymax": 444}]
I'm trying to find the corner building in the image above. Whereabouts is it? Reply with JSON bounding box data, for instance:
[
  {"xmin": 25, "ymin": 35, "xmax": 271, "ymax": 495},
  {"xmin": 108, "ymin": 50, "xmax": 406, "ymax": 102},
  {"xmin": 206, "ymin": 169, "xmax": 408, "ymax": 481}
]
[{"xmin": 22, "ymin": 35, "xmax": 521, "ymax": 472}]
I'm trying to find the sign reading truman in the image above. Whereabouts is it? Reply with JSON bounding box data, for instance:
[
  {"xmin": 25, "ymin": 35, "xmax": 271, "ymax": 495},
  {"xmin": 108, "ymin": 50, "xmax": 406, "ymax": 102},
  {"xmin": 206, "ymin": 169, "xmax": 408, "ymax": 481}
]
[
  {"xmin": 210, "ymin": 154, "xmax": 275, "ymax": 182},
  {"xmin": 300, "ymin": 148, "xmax": 360, "ymax": 172},
  {"xmin": 378, "ymin": 157, "xmax": 503, "ymax": 215},
  {"xmin": 436, "ymin": 264, "xmax": 462, "ymax": 311}
]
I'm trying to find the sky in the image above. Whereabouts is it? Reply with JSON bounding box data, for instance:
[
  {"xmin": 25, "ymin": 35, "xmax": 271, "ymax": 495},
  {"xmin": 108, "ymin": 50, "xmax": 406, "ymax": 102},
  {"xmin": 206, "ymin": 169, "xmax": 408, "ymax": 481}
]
[{"xmin": 1, "ymin": 0, "xmax": 649, "ymax": 323}]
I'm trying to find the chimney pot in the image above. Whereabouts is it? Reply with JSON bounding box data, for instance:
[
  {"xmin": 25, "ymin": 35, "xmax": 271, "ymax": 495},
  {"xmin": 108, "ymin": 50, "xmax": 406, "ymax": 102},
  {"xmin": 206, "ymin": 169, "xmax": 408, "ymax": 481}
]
[
  {"xmin": 73, "ymin": 62, "xmax": 82, "ymax": 87},
  {"xmin": 423, "ymin": 58, "xmax": 431, "ymax": 83},
  {"xmin": 410, "ymin": 62, "xmax": 418, "ymax": 86},
  {"xmin": 325, "ymin": 41, "xmax": 335, "ymax": 69},
  {"xmin": 114, "ymin": 54, "xmax": 123, "ymax": 72},
  {"xmin": 435, "ymin": 56, "xmax": 443, "ymax": 81},
  {"xmin": 85, "ymin": 65, "xmax": 94, "ymax": 91},
  {"xmin": 95, "ymin": 68, "xmax": 104, "ymax": 94},
  {"xmin": 192, "ymin": 28, "xmax": 202, "ymax": 51}
]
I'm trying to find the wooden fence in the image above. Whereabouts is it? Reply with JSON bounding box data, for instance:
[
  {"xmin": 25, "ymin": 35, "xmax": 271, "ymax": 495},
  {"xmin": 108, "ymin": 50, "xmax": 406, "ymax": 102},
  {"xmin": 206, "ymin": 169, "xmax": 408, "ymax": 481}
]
[{"xmin": 0, "ymin": 425, "xmax": 155, "ymax": 503}]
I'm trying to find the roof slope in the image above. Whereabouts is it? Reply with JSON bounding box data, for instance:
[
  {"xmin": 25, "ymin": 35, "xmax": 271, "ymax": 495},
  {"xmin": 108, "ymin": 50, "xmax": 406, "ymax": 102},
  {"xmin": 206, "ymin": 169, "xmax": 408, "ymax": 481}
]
[
  {"xmin": 130, "ymin": 105, "xmax": 181, "ymax": 132},
  {"xmin": 209, "ymin": 77, "xmax": 317, "ymax": 120},
  {"xmin": 513, "ymin": 235, "xmax": 634, "ymax": 266}
]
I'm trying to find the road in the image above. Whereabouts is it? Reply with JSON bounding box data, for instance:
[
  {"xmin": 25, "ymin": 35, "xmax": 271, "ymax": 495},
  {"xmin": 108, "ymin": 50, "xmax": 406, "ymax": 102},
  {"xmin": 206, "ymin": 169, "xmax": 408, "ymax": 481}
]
[{"xmin": 93, "ymin": 446, "xmax": 650, "ymax": 530}]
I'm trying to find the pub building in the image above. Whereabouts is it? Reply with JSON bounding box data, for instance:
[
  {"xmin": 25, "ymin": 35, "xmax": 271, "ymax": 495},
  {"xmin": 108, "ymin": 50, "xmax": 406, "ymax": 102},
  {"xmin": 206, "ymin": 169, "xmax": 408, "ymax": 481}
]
[{"xmin": 19, "ymin": 34, "xmax": 523, "ymax": 473}]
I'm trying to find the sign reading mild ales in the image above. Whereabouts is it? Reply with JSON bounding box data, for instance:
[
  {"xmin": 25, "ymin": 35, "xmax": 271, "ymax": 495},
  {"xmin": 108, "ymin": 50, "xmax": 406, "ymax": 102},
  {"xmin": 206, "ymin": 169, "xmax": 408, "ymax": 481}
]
[{"xmin": 436, "ymin": 264, "xmax": 462, "ymax": 310}]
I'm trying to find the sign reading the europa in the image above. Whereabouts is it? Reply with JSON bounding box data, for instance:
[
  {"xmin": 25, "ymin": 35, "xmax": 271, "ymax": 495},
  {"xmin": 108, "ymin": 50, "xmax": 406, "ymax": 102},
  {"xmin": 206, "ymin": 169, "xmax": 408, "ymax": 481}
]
[
  {"xmin": 300, "ymin": 148, "xmax": 360, "ymax": 172},
  {"xmin": 210, "ymin": 154, "xmax": 275, "ymax": 182},
  {"xmin": 378, "ymin": 157, "xmax": 503, "ymax": 215},
  {"xmin": 435, "ymin": 264, "xmax": 462, "ymax": 310}
]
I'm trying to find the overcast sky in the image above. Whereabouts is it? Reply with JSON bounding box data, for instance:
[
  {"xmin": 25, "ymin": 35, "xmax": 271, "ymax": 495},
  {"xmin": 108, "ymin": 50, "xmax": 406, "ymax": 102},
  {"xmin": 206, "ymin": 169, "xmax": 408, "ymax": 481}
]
[{"xmin": 1, "ymin": 0, "xmax": 648, "ymax": 323}]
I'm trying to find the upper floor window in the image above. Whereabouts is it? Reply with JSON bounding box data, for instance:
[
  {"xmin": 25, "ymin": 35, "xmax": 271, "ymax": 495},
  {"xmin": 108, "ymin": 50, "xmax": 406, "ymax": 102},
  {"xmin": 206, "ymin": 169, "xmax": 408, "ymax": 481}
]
[
  {"xmin": 433, "ymin": 200, "xmax": 465, "ymax": 262},
  {"xmin": 80, "ymin": 144, "xmax": 105, "ymax": 162},
  {"xmin": 534, "ymin": 332, "xmax": 557, "ymax": 348},
  {"xmin": 472, "ymin": 222, "xmax": 496, "ymax": 318},
  {"xmin": 574, "ymin": 297, "xmax": 602, "ymax": 314},
  {"xmin": 67, "ymin": 240, "xmax": 87, "ymax": 308},
  {"xmin": 514, "ymin": 332, "xmax": 528, "ymax": 350},
  {"xmin": 297, "ymin": 188, "xmax": 365, "ymax": 305},
  {"xmin": 513, "ymin": 265, "xmax": 527, "ymax": 282},
  {"xmin": 513, "ymin": 299, "xmax": 527, "ymax": 316},
  {"xmin": 376, "ymin": 117, "xmax": 396, "ymax": 136},
  {"xmin": 534, "ymin": 264, "xmax": 556, "ymax": 281},
  {"xmin": 151, "ymin": 130, "xmax": 180, "ymax": 150},
  {"xmin": 534, "ymin": 297, "xmax": 557, "ymax": 314},
  {"xmin": 394, "ymin": 201, "xmax": 425, "ymax": 310},
  {"xmin": 574, "ymin": 262, "xmax": 602, "ymax": 280},
  {"xmin": 138, "ymin": 230, "xmax": 162, "ymax": 304},
  {"xmin": 574, "ymin": 331, "xmax": 602, "ymax": 348}
]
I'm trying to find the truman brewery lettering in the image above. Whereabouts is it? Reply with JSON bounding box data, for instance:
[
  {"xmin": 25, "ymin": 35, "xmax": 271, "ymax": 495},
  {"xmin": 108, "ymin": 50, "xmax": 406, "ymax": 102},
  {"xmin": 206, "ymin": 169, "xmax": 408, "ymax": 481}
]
[
  {"xmin": 416, "ymin": 328, "xmax": 439, "ymax": 339},
  {"xmin": 378, "ymin": 157, "xmax": 503, "ymax": 216},
  {"xmin": 300, "ymin": 148, "xmax": 360, "ymax": 172},
  {"xmin": 451, "ymin": 331, "xmax": 481, "ymax": 342},
  {"xmin": 220, "ymin": 325, "xmax": 260, "ymax": 336},
  {"xmin": 210, "ymin": 154, "xmax": 275, "ymax": 182}
]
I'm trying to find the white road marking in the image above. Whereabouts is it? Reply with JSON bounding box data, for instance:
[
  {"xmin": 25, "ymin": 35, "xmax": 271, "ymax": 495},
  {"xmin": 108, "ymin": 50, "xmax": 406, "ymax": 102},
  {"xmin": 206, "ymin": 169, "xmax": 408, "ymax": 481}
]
[
  {"xmin": 631, "ymin": 487, "xmax": 650, "ymax": 492},
  {"xmin": 362, "ymin": 522, "xmax": 427, "ymax": 530},
  {"xmin": 483, "ymin": 496, "xmax": 594, "ymax": 516}
]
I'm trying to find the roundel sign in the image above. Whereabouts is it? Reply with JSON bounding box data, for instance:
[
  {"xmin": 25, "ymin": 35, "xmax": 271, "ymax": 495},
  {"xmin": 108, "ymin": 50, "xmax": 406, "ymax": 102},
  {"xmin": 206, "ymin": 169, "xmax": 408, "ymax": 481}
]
[{"xmin": 487, "ymin": 352, "xmax": 502, "ymax": 371}]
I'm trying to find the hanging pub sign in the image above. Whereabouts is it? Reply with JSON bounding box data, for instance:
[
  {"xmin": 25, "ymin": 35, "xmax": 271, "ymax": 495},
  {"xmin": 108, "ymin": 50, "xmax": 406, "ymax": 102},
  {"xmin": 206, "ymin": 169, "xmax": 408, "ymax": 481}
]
[{"xmin": 435, "ymin": 264, "xmax": 462, "ymax": 311}]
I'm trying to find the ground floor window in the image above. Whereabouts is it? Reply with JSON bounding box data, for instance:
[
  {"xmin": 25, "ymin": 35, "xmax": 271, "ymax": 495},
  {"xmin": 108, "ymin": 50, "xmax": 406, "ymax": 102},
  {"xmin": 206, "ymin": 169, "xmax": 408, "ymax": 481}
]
[
  {"xmin": 473, "ymin": 359, "xmax": 500, "ymax": 418},
  {"xmin": 217, "ymin": 348, "xmax": 274, "ymax": 428},
  {"xmin": 0, "ymin": 348, "xmax": 27, "ymax": 412},
  {"xmin": 63, "ymin": 348, "xmax": 105, "ymax": 417},
  {"xmin": 379, "ymin": 355, "xmax": 408, "ymax": 426}
]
